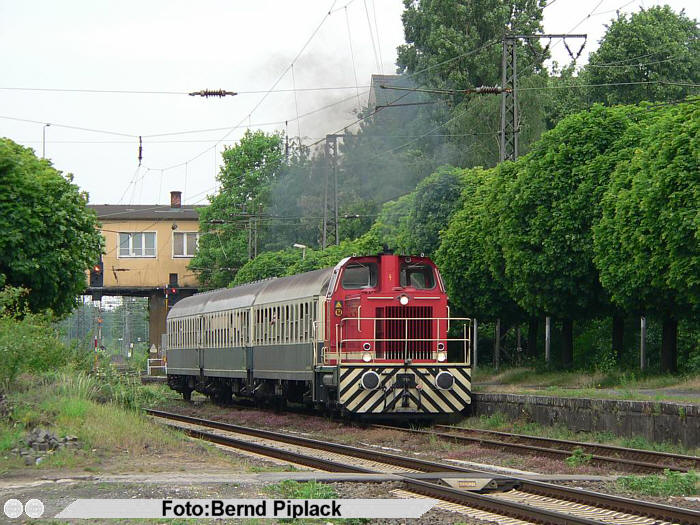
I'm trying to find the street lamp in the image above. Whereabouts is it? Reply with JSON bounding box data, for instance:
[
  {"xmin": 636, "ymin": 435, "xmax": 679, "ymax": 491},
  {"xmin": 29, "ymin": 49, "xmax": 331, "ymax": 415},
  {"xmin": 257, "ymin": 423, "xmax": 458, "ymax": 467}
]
[
  {"xmin": 293, "ymin": 243, "xmax": 307, "ymax": 259},
  {"xmin": 42, "ymin": 123, "xmax": 50, "ymax": 158}
]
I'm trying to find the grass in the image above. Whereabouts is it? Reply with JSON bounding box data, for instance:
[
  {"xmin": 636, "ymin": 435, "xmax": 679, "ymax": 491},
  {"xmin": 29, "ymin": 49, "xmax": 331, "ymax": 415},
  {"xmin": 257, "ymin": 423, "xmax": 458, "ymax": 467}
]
[
  {"xmin": 474, "ymin": 367, "xmax": 700, "ymax": 402},
  {"xmin": 0, "ymin": 369, "xmax": 231, "ymax": 475},
  {"xmin": 265, "ymin": 480, "xmax": 338, "ymax": 499},
  {"xmin": 616, "ymin": 470, "xmax": 698, "ymax": 497},
  {"xmin": 472, "ymin": 367, "xmax": 700, "ymax": 402},
  {"xmin": 458, "ymin": 412, "xmax": 700, "ymax": 456}
]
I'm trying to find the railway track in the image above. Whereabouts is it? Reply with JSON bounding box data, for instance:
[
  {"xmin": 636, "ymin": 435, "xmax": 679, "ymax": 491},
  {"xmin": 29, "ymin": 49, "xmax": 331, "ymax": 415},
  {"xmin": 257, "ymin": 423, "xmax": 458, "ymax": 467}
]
[
  {"xmin": 146, "ymin": 409, "xmax": 699, "ymax": 525},
  {"xmin": 374, "ymin": 423, "xmax": 698, "ymax": 474}
]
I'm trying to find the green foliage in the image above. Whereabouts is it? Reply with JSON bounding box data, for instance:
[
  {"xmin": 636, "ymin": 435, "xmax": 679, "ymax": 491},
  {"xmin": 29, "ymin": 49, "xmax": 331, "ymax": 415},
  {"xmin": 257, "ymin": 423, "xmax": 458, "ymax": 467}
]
[
  {"xmin": 265, "ymin": 480, "xmax": 337, "ymax": 499},
  {"xmin": 0, "ymin": 139, "xmax": 103, "ymax": 315},
  {"xmin": 617, "ymin": 470, "xmax": 698, "ymax": 497},
  {"xmin": 585, "ymin": 6, "xmax": 699, "ymax": 106},
  {"xmin": 233, "ymin": 235, "xmax": 384, "ymax": 286},
  {"xmin": 191, "ymin": 130, "xmax": 284, "ymax": 288},
  {"xmin": 565, "ymin": 447, "xmax": 593, "ymax": 467},
  {"xmin": 0, "ymin": 286, "xmax": 70, "ymax": 392},
  {"xmin": 477, "ymin": 412, "xmax": 509, "ymax": 430},
  {"xmin": 397, "ymin": 0, "xmax": 549, "ymax": 167},
  {"xmin": 593, "ymin": 100, "xmax": 699, "ymax": 318},
  {"xmin": 437, "ymin": 165, "xmax": 523, "ymax": 322},
  {"xmin": 231, "ymin": 249, "xmax": 303, "ymax": 286},
  {"xmin": 498, "ymin": 105, "xmax": 645, "ymax": 319},
  {"xmin": 397, "ymin": 0, "xmax": 545, "ymax": 91},
  {"xmin": 403, "ymin": 166, "xmax": 467, "ymax": 256},
  {"xmin": 593, "ymin": 347, "xmax": 618, "ymax": 375}
]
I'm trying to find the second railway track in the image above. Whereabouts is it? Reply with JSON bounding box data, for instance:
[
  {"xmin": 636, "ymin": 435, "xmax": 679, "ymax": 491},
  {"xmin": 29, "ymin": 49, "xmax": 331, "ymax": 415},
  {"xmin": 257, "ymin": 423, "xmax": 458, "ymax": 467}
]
[
  {"xmin": 373, "ymin": 423, "xmax": 699, "ymax": 474},
  {"xmin": 146, "ymin": 408, "xmax": 699, "ymax": 525}
]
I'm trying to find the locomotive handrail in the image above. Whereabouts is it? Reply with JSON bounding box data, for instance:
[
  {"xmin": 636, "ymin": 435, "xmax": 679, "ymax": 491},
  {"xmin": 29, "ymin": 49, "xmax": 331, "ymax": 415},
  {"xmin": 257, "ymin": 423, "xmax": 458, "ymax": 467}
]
[{"xmin": 324, "ymin": 315, "xmax": 472, "ymax": 365}]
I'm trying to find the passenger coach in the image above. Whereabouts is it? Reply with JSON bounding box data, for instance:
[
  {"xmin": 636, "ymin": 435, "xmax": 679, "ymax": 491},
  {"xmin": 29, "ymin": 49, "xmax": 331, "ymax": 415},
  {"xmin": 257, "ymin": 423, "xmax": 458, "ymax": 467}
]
[{"xmin": 165, "ymin": 252, "xmax": 472, "ymax": 417}]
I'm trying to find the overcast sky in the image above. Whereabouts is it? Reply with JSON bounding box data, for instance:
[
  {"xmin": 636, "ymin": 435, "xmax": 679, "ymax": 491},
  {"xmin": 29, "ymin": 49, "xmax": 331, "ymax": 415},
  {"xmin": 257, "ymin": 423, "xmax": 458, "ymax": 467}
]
[{"xmin": 1, "ymin": 0, "xmax": 696, "ymax": 206}]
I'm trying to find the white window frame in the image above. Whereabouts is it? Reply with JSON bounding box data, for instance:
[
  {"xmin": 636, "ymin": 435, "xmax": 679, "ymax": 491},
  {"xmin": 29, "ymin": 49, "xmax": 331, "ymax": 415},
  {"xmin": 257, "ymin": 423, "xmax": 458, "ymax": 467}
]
[
  {"xmin": 118, "ymin": 232, "xmax": 157, "ymax": 258},
  {"xmin": 172, "ymin": 231, "xmax": 199, "ymax": 258}
]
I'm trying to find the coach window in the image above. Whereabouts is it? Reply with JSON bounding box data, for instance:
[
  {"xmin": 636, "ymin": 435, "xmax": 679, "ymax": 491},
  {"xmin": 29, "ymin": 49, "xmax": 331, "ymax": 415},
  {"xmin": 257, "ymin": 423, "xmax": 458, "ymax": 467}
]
[
  {"xmin": 341, "ymin": 263, "xmax": 378, "ymax": 289},
  {"xmin": 400, "ymin": 263, "xmax": 435, "ymax": 289}
]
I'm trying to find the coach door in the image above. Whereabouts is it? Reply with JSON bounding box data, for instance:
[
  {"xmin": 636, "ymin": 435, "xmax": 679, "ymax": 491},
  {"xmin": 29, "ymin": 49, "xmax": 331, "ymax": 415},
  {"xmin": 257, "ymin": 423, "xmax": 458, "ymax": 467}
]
[{"xmin": 197, "ymin": 314, "xmax": 204, "ymax": 376}]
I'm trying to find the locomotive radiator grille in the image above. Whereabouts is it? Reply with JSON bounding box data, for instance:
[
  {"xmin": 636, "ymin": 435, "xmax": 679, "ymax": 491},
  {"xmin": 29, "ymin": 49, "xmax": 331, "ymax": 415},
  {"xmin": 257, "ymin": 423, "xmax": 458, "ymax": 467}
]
[{"xmin": 375, "ymin": 306, "xmax": 433, "ymax": 360}]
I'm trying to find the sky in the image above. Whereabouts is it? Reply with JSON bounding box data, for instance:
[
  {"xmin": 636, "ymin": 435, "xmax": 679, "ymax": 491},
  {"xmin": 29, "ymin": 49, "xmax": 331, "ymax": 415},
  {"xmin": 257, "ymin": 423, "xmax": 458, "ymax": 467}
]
[{"xmin": 1, "ymin": 0, "xmax": 697, "ymax": 207}]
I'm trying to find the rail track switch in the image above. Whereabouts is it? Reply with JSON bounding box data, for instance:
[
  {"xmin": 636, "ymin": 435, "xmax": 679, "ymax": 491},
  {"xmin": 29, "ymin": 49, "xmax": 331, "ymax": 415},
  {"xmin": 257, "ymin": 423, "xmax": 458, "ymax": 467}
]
[{"xmin": 442, "ymin": 477, "xmax": 520, "ymax": 492}]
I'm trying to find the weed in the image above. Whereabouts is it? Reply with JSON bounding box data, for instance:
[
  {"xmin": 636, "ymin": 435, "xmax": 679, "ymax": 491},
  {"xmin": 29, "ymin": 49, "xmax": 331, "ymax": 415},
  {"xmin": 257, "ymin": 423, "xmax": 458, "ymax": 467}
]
[
  {"xmin": 617, "ymin": 470, "xmax": 698, "ymax": 497},
  {"xmin": 265, "ymin": 480, "xmax": 338, "ymax": 499},
  {"xmin": 0, "ymin": 425, "xmax": 22, "ymax": 451},
  {"xmin": 565, "ymin": 447, "xmax": 593, "ymax": 467},
  {"xmin": 478, "ymin": 412, "xmax": 509, "ymax": 429}
]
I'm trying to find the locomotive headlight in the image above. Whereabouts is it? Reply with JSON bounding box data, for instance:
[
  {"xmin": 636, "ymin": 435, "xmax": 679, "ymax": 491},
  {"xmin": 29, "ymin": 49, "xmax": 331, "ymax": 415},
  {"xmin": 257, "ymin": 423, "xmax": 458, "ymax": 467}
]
[
  {"xmin": 362, "ymin": 352, "xmax": 372, "ymax": 363},
  {"xmin": 437, "ymin": 351, "xmax": 447, "ymax": 362},
  {"xmin": 436, "ymin": 371, "xmax": 455, "ymax": 390},
  {"xmin": 399, "ymin": 295, "xmax": 409, "ymax": 305}
]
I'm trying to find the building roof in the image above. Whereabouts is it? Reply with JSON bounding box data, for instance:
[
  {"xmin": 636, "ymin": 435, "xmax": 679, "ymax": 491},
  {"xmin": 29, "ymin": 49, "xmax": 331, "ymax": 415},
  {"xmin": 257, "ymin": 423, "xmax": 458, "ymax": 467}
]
[
  {"xmin": 368, "ymin": 73, "xmax": 418, "ymax": 109},
  {"xmin": 88, "ymin": 204, "xmax": 200, "ymax": 221}
]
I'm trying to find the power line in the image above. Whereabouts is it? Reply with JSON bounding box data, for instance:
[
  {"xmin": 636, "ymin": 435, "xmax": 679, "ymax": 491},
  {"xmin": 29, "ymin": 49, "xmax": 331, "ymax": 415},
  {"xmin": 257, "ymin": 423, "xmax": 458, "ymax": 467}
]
[
  {"xmin": 0, "ymin": 115, "xmax": 137, "ymax": 138},
  {"xmin": 0, "ymin": 85, "xmax": 372, "ymax": 95},
  {"xmin": 518, "ymin": 80, "xmax": 699, "ymax": 91}
]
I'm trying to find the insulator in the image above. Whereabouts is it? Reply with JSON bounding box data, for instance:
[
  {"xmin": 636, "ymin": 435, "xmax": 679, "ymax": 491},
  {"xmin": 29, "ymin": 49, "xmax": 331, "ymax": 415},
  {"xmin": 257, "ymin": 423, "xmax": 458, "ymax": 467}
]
[
  {"xmin": 472, "ymin": 86, "xmax": 503, "ymax": 94},
  {"xmin": 188, "ymin": 89, "xmax": 237, "ymax": 98}
]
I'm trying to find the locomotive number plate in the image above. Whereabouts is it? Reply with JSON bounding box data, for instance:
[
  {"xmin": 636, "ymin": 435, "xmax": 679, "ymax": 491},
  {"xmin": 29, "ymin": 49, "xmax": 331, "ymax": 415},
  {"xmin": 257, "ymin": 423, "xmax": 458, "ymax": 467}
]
[{"xmin": 394, "ymin": 373, "xmax": 416, "ymax": 388}]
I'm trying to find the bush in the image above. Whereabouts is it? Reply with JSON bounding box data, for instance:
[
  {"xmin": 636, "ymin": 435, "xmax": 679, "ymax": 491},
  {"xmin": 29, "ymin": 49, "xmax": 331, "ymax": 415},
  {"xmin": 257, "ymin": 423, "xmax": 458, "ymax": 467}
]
[{"xmin": 0, "ymin": 312, "xmax": 70, "ymax": 392}]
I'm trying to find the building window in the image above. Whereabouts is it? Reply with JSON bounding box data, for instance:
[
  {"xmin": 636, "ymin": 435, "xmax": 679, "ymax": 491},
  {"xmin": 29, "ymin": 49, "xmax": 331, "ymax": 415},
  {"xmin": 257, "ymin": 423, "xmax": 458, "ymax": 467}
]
[
  {"xmin": 118, "ymin": 232, "xmax": 156, "ymax": 257},
  {"xmin": 173, "ymin": 232, "xmax": 199, "ymax": 257}
]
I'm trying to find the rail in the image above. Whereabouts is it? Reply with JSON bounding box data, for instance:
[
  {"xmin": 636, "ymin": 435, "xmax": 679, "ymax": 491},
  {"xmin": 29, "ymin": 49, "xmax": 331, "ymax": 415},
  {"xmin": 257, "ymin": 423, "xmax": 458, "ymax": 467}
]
[{"xmin": 325, "ymin": 316, "xmax": 471, "ymax": 365}]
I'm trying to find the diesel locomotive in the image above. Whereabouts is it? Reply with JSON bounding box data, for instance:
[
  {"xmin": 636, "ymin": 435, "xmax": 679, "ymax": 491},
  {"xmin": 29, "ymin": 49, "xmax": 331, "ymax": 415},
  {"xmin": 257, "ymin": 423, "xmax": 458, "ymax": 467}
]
[{"xmin": 165, "ymin": 253, "xmax": 472, "ymax": 418}]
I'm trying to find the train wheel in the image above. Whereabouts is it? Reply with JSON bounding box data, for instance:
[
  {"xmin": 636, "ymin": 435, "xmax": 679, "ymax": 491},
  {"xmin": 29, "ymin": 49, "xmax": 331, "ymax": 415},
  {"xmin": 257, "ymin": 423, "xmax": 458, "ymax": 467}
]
[{"xmin": 182, "ymin": 389, "xmax": 192, "ymax": 401}]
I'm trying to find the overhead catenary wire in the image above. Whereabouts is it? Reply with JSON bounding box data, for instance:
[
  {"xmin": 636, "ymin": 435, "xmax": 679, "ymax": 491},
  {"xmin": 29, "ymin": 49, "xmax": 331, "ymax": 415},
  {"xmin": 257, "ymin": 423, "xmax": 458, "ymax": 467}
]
[
  {"xmin": 345, "ymin": 6, "xmax": 362, "ymax": 109},
  {"xmin": 363, "ymin": 0, "xmax": 381, "ymax": 73}
]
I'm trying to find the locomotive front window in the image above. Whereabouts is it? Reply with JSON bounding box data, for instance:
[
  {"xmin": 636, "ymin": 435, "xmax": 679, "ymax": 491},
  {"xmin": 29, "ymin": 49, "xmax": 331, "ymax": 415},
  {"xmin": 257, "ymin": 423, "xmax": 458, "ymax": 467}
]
[
  {"xmin": 341, "ymin": 263, "xmax": 378, "ymax": 289},
  {"xmin": 400, "ymin": 263, "xmax": 435, "ymax": 289}
]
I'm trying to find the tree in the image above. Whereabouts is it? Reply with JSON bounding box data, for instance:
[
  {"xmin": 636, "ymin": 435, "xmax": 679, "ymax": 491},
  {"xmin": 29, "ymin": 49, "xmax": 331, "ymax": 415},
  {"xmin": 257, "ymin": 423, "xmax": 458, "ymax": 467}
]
[
  {"xmin": 191, "ymin": 130, "xmax": 284, "ymax": 288},
  {"xmin": 593, "ymin": 100, "xmax": 699, "ymax": 372},
  {"xmin": 231, "ymin": 249, "xmax": 302, "ymax": 286},
  {"xmin": 437, "ymin": 165, "xmax": 523, "ymax": 322},
  {"xmin": 403, "ymin": 166, "xmax": 467, "ymax": 256},
  {"xmin": 397, "ymin": 0, "xmax": 546, "ymax": 91},
  {"xmin": 497, "ymin": 105, "xmax": 645, "ymax": 367},
  {"xmin": 397, "ymin": 0, "xmax": 549, "ymax": 168},
  {"xmin": 585, "ymin": 6, "xmax": 699, "ymax": 106},
  {"xmin": 0, "ymin": 139, "xmax": 103, "ymax": 316}
]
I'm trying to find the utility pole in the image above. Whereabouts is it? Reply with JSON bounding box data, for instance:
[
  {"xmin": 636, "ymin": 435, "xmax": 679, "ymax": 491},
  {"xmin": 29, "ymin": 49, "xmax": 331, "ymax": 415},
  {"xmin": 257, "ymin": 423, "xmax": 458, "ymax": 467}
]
[
  {"xmin": 500, "ymin": 34, "xmax": 586, "ymax": 162},
  {"xmin": 323, "ymin": 134, "xmax": 342, "ymax": 248}
]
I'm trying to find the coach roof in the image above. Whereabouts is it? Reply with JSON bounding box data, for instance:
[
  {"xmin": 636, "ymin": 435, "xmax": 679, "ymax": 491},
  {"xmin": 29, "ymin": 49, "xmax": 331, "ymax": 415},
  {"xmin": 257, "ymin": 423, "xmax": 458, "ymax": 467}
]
[{"xmin": 167, "ymin": 267, "xmax": 333, "ymax": 319}]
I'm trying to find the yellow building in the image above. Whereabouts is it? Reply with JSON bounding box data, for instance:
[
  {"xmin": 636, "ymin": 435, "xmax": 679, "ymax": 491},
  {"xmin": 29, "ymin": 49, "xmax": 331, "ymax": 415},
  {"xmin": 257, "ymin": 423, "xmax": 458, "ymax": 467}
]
[{"xmin": 87, "ymin": 191, "xmax": 202, "ymax": 349}]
